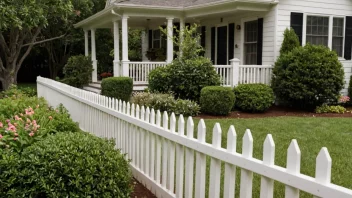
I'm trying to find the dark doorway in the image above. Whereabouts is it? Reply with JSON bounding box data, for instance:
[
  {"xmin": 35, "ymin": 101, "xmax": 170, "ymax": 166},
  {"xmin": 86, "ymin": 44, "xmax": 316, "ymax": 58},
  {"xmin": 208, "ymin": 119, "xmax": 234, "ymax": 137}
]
[{"xmin": 217, "ymin": 26, "xmax": 228, "ymax": 65}]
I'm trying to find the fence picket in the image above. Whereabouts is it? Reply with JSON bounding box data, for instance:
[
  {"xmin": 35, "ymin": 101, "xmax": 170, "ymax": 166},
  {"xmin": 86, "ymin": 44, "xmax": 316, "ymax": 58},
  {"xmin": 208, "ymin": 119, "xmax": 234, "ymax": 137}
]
[
  {"xmin": 240, "ymin": 129, "xmax": 254, "ymax": 198},
  {"xmin": 175, "ymin": 115, "xmax": 185, "ymax": 197},
  {"xmin": 285, "ymin": 140, "xmax": 301, "ymax": 198},
  {"xmin": 145, "ymin": 107, "xmax": 150, "ymax": 177},
  {"xmin": 313, "ymin": 148, "xmax": 332, "ymax": 198},
  {"xmin": 155, "ymin": 110, "xmax": 162, "ymax": 184},
  {"xmin": 209, "ymin": 123, "xmax": 222, "ymax": 198},
  {"xmin": 184, "ymin": 117, "xmax": 195, "ymax": 198},
  {"xmin": 195, "ymin": 119, "xmax": 206, "ymax": 198},
  {"xmin": 224, "ymin": 126, "xmax": 237, "ymax": 198},
  {"xmin": 167, "ymin": 113, "xmax": 176, "ymax": 191},
  {"xmin": 136, "ymin": 105, "xmax": 140, "ymax": 168},
  {"xmin": 150, "ymin": 109, "xmax": 156, "ymax": 180},
  {"xmin": 260, "ymin": 134, "xmax": 275, "ymax": 198},
  {"xmin": 162, "ymin": 111, "xmax": 169, "ymax": 188}
]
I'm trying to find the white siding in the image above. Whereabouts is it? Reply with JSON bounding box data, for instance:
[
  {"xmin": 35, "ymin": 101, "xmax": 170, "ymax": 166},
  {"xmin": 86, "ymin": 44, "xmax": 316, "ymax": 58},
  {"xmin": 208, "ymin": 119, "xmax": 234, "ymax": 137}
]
[{"xmin": 276, "ymin": 0, "xmax": 352, "ymax": 58}]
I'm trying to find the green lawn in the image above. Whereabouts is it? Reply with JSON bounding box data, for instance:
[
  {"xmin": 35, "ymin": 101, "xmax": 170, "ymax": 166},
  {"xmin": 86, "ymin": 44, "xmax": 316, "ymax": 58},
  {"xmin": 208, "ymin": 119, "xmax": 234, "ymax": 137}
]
[{"xmin": 190, "ymin": 117, "xmax": 352, "ymax": 197}]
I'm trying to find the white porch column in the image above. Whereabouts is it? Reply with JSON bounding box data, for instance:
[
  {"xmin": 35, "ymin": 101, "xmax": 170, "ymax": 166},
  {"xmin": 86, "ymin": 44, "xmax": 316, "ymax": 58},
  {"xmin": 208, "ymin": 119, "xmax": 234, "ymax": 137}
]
[
  {"xmin": 113, "ymin": 20, "xmax": 120, "ymax": 77},
  {"xmin": 91, "ymin": 29, "xmax": 97, "ymax": 82},
  {"xmin": 141, "ymin": 30, "xmax": 149, "ymax": 61},
  {"xmin": 84, "ymin": 30, "xmax": 89, "ymax": 56},
  {"xmin": 230, "ymin": 58, "xmax": 240, "ymax": 87},
  {"xmin": 121, "ymin": 15, "xmax": 129, "ymax": 77},
  {"xmin": 166, "ymin": 18, "xmax": 174, "ymax": 63},
  {"xmin": 179, "ymin": 18, "xmax": 185, "ymax": 57}
]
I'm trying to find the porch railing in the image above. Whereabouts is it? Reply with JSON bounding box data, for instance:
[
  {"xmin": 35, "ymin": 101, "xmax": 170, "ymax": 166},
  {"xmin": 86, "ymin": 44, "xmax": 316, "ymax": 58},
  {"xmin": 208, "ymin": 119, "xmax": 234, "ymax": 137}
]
[
  {"xmin": 340, "ymin": 60, "xmax": 352, "ymax": 96},
  {"xmin": 37, "ymin": 76, "xmax": 352, "ymax": 198},
  {"xmin": 129, "ymin": 62, "xmax": 167, "ymax": 85}
]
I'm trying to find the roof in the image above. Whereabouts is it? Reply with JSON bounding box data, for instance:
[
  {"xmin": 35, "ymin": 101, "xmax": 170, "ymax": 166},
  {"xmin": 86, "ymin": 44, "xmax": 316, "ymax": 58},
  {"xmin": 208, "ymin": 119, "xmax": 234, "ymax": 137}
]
[{"xmin": 107, "ymin": 0, "xmax": 229, "ymax": 8}]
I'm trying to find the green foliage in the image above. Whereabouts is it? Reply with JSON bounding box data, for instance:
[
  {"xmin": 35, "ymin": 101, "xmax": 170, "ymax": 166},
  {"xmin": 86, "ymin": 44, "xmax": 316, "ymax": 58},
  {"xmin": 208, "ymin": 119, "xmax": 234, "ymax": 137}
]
[
  {"xmin": 149, "ymin": 25, "xmax": 221, "ymax": 101},
  {"xmin": 101, "ymin": 77, "xmax": 133, "ymax": 102},
  {"xmin": 0, "ymin": 132, "xmax": 132, "ymax": 197},
  {"xmin": 0, "ymin": 84, "xmax": 36, "ymax": 99},
  {"xmin": 131, "ymin": 92, "xmax": 200, "ymax": 116},
  {"xmin": 234, "ymin": 84, "xmax": 274, "ymax": 112},
  {"xmin": 272, "ymin": 44, "xmax": 344, "ymax": 109},
  {"xmin": 280, "ymin": 28, "xmax": 301, "ymax": 55},
  {"xmin": 199, "ymin": 86, "xmax": 235, "ymax": 115},
  {"xmin": 0, "ymin": 95, "xmax": 47, "ymax": 118},
  {"xmin": 315, "ymin": 104, "xmax": 346, "ymax": 114},
  {"xmin": 62, "ymin": 55, "xmax": 93, "ymax": 88}
]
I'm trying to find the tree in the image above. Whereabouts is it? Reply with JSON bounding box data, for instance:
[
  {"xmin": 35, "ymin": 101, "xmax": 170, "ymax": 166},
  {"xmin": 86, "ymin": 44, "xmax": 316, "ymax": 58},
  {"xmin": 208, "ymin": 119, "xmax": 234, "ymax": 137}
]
[
  {"xmin": 0, "ymin": 0, "xmax": 73, "ymax": 89},
  {"xmin": 280, "ymin": 28, "xmax": 301, "ymax": 55}
]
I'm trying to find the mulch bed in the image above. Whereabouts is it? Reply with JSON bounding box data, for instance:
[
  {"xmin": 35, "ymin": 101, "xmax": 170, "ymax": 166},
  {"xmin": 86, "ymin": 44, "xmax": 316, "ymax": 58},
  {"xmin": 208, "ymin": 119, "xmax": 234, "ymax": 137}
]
[
  {"xmin": 196, "ymin": 106, "xmax": 352, "ymax": 119},
  {"xmin": 131, "ymin": 179, "xmax": 157, "ymax": 198}
]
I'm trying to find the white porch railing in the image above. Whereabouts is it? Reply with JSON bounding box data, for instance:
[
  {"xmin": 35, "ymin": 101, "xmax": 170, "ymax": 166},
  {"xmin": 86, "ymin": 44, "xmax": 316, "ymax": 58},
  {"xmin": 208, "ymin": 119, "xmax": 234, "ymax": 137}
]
[
  {"xmin": 37, "ymin": 76, "xmax": 352, "ymax": 198},
  {"xmin": 213, "ymin": 65, "xmax": 232, "ymax": 87},
  {"xmin": 129, "ymin": 62, "xmax": 167, "ymax": 85}
]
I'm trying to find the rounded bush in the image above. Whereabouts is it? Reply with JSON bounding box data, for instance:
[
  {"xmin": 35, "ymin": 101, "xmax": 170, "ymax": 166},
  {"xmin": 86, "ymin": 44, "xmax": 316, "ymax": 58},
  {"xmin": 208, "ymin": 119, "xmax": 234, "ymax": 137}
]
[
  {"xmin": 101, "ymin": 77, "xmax": 133, "ymax": 101},
  {"xmin": 62, "ymin": 55, "xmax": 93, "ymax": 88},
  {"xmin": 234, "ymin": 84, "xmax": 274, "ymax": 112},
  {"xmin": 200, "ymin": 86, "xmax": 235, "ymax": 115},
  {"xmin": 0, "ymin": 132, "xmax": 132, "ymax": 197},
  {"xmin": 272, "ymin": 44, "xmax": 344, "ymax": 109},
  {"xmin": 148, "ymin": 57, "xmax": 221, "ymax": 101}
]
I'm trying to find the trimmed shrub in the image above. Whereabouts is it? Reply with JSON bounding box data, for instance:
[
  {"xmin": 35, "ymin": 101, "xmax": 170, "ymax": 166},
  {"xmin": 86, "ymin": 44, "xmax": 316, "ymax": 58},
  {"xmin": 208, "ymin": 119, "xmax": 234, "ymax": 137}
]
[
  {"xmin": 280, "ymin": 28, "xmax": 300, "ymax": 55},
  {"xmin": 62, "ymin": 55, "xmax": 93, "ymax": 88},
  {"xmin": 101, "ymin": 77, "xmax": 133, "ymax": 102},
  {"xmin": 0, "ymin": 132, "xmax": 132, "ymax": 197},
  {"xmin": 234, "ymin": 84, "xmax": 274, "ymax": 112},
  {"xmin": 272, "ymin": 44, "xmax": 344, "ymax": 109},
  {"xmin": 200, "ymin": 86, "xmax": 235, "ymax": 115},
  {"xmin": 315, "ymin": 104, "xmax": 346, "ymax": 114},
  {"xmin": 131, "ymin": 92, "xmax": 200, "ymax": 116},
  {"xmin": 148, "ymin": 25, "xmax": 221, "ymax": 101}
]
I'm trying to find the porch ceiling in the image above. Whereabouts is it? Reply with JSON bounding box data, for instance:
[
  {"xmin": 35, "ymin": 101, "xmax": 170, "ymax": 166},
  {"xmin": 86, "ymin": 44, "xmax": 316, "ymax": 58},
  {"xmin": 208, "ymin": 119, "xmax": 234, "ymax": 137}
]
[{"xmin": 75, "ymin": 1, "xmax": 276, "ymax": 29}]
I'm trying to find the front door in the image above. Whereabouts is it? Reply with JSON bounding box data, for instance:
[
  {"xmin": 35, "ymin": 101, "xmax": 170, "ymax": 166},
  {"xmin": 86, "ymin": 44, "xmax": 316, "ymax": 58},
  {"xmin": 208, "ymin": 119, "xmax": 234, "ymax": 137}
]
[{"xmin": 217, "ymin": 26, "xmax": 228, "ymax": 65}]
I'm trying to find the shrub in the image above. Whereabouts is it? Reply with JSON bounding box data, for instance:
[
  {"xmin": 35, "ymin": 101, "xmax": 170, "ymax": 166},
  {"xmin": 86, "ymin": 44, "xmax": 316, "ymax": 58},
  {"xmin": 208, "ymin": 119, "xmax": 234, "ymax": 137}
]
[
  {"xmin": 0, "ymin": 132, "xmax": 132, "ymax": 197},
  {"xmin": 0, "ymin": 95, "xmax": 47, "ymax": 118},
  {"xmin": 200, "ymin": 86, "xmax": 235, "ymax": 115},
  {"xmin": 62, "ymin": 55, "xmax": 93, "ymax": 88},
  {"xmin": 272, "ymin": 44, "xmax": 344, "ymax": 109},
  {"xmin": 131, "ymin": 92, "xmax": 200, "ymax": 116},
  {"xmin": 315, "ymin": 104, "xmax": 346, "ymax": 114},
  {"xmin": 0, "ymin": 84, "xmax": 36, "ymax": 99},
  {"xmin": 234, "ymin": 84, "xmax": 274, "ymax": 112},
  {"xmin": 0, "ymin": 103, "xmax": 79, "ymax": 152},
  {"xmin": 148, "ymin": 25, "xmax": 221, "ymax": 101},
  {"xmin": 101, "ymin": 77, "xmax": 133, "ymax": 102},
  {"xmin": 280, "ymin": 28, "xmax": 300, "ymax": 55}
]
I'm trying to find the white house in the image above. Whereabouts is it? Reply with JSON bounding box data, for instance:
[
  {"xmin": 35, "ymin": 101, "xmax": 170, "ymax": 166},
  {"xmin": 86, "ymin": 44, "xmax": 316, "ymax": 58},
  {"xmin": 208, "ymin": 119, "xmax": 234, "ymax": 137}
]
[{"xmin": 75, "ymin": 0, "xmax": 352, "ymax": 94}]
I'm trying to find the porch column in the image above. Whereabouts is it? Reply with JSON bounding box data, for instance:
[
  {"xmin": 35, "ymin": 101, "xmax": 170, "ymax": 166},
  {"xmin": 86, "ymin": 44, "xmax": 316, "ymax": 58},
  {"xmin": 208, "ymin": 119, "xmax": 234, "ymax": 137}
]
[
  {"xmin": 141, "ymin": 30, "xmax": 149, "ymax": 61},
  {"xmin": 91, "ymin": 29, "xmax": 97, "ymax": 82},
  {"xmin": 113, "ymin": 20, "xmax": 120, "ymax": 77},
  {"xmin": 84, "ymin": 30, "xmax": 89, "ymax": 56},
  {"xmin": 230, "ymin": 58, "xmax": 240, "ymax": 87},
  {"xmin": 121, "ymin": 15, "xmax": 129, "ymax": 77},
  {"xmin": 166, "ymin": 18, "xmax": 174, "ymax": 63},
  {"xmin": 179, "ymin": 17, "xmax": 185, "ymax": 57}
]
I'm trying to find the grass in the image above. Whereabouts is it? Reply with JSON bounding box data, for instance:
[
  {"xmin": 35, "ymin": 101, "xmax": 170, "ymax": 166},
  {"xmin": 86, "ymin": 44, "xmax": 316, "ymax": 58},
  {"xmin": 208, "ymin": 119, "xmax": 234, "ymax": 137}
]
[{"xmin": 189, "ymin": 117, "xmax": 352, "ymax": 197}]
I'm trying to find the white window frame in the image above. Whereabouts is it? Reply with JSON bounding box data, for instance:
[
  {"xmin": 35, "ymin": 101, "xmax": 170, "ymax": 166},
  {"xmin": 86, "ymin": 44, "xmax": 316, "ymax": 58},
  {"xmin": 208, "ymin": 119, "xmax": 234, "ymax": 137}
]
[
  {"xmin": 302, "ymin": 13, "xmax": 346, "ymax": 58},
  {"xmin": 241, "ymin": 16, "xmax": 260, "ymax": 65},
  {"xmin": 214, "ymin": 24, "xmax": 229, "ymax": 65},
  {"xmin": 152, "ymin": 29, "xmax": 162, "ymax": 49}
]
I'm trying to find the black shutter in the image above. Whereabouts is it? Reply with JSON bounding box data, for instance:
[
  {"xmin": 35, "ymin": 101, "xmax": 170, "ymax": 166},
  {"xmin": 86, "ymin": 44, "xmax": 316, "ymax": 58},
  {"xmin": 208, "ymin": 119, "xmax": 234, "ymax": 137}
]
[
  {"xmin": 148, "ymin": 30, "xmax": 153, "ymax": 49},
  {"xmin": 228, "ymin": 23, "xmax": 235, "ymax": 61},
  {"xmin": 290, "ymin": 12, "xmax": 303, "ymax": 45},
  {"xmin": 257, "ymin": 18, "xmax": 263, "ymax": 65},
  {"xmin": 201, "ymin": 26, "xmax": 206, "ymax": 49},
  {"xmin": 211, "ymin": 27, "xmax": 216, "ymax": 64},
  {"xmin": 345, "ymin": 17, "xmax": 352, "ymax": 60}
]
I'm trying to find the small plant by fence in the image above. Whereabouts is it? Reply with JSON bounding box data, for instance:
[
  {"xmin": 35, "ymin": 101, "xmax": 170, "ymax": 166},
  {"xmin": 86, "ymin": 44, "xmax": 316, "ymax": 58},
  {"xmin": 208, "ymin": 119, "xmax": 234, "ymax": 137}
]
[{"xmin": 37, "ymin": 76, "xmax": 352, "ymax": 198}]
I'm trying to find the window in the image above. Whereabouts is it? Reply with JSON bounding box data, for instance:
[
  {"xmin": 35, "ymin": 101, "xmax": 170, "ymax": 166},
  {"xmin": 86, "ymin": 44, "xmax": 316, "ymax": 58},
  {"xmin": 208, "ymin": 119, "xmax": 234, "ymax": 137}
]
[
  {"xmin": 306, "ymin": 16, "xmax": 329, "ymax": 46},
  {"xmin": 153, "ymin": 30, "xmax": 161, "ymax": 48},
  {"xmin": 332, "ymin": 17, "xmax": 344, "ymax": 57},
  {"xmin": 244, "ymin": 20, "xmax": 258, "ymax": 65}
]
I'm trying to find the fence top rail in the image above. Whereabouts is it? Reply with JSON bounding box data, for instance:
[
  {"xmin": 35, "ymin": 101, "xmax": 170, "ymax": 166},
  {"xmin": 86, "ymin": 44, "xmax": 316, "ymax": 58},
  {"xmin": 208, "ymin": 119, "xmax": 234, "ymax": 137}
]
[
  {"xmin": 36, "ymin": 76, "xmax": 352, "ymax": 198},
  {"xmin": 129, "ymin": 61, "xmax": 167, "ymax": 64},
  {"xmin": 239, "ymin": 65, "xmax": 273, "ymax": 68}
]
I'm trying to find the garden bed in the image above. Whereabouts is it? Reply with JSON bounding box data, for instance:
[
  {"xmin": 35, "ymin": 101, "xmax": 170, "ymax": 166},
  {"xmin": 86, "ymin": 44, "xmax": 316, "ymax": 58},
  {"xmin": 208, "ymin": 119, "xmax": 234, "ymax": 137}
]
[
  {"xmin": 197, "ymin": 105, "xmax": 352, "ymax": 119},
  {"xmin": 131, "ymin": 179, "xmax": 156, "ymax": 198}
]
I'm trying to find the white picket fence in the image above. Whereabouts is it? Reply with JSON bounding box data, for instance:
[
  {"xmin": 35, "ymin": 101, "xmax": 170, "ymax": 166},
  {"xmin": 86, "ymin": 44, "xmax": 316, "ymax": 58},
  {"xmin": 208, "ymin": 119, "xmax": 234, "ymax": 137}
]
[
  {"xmin": 37, "ymin": 76, "xmax": 352, "ymax": 198},
  {"xmin": 129, "ymin": 62, "xmax": 167, "ymax": 85},
  {"xmin": 341, "ymin": 60, "xmax": 352, "ymax": 96}
]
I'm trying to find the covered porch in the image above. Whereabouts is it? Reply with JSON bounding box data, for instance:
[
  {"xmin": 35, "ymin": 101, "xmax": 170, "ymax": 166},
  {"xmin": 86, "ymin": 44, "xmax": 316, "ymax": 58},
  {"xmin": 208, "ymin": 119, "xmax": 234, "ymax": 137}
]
[{"xmin": 74, "ymin": 0, "xmax": 276, "ymax": 91}]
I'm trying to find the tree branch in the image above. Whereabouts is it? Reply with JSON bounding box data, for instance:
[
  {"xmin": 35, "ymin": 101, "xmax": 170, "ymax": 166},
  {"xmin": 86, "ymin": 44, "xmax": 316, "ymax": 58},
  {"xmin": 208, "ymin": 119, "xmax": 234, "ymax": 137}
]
[
  {"xmin": 0, "ymin": 33, "xmax": 10, "ymax": 55},
  {"xmin": 16, "ymin": 28, "xmax": 42, "ymax": 71},
  {"xmin": 0, "ymin": 56, "xmax": 5, "ymax": 72},
  {"xmin": 21, "ymin": 34, "xmax": 66, "ymax": 47}
]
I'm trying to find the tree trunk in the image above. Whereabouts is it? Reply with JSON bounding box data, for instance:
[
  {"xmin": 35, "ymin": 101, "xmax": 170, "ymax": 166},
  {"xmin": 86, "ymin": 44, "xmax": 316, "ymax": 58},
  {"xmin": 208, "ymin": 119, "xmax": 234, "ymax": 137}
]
[{"xmin": 0, "ymin": 73, "xmax": 16, "ymax": 90}]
